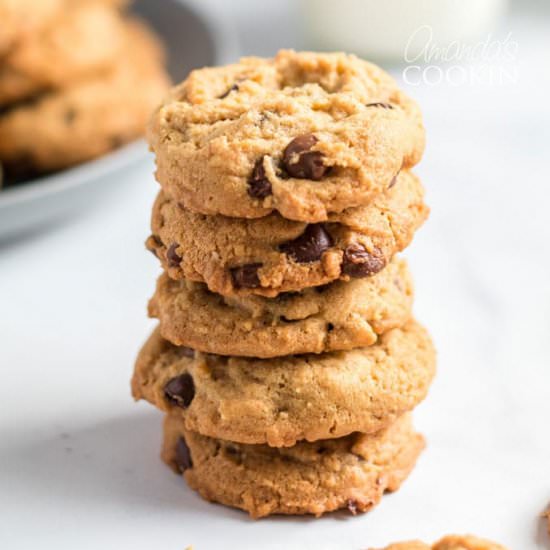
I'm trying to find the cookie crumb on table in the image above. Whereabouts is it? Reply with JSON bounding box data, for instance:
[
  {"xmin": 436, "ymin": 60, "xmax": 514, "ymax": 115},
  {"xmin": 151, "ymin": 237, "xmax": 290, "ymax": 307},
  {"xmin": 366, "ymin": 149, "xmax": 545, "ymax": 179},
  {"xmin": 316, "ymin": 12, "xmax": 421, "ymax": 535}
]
[{"xmin": 372, "ymin": 534, "xmax": 509, "ymax": 550}]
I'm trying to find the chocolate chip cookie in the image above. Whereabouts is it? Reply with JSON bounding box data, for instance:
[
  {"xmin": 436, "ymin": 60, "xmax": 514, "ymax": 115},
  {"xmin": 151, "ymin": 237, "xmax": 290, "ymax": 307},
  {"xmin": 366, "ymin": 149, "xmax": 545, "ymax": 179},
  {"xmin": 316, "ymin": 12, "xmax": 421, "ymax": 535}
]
[
  {"xmin": 149, "ymin": 257, "xmax": 413, "ymax": 357},
  {"xmin": 0, "ymin": 0, "xmax": 61, "ymax": 55},
  {"xmin": 146, "ymin": 170, "xmax": 428, "ymax": 297},
  {"xmin": 0, "ymin": 1, "xmax": 127, "ymax": 106},
  {"xmin": 132, "ymin": 320, "xmax": 436, "ymax": 447},
  {"xmin": 162, "ymin": 413, "xmax": 424, "ymax": 518},
  {"xmin": 148, "ymin": 49, "xmax": 425, "ymax": 222},
  {"xmin": 373, "ymin": 535, "xmax": 508, "ymax": 550},
  {"xmin": 0, "ymin": 18, "xmax": 169, "ymax": 176}
]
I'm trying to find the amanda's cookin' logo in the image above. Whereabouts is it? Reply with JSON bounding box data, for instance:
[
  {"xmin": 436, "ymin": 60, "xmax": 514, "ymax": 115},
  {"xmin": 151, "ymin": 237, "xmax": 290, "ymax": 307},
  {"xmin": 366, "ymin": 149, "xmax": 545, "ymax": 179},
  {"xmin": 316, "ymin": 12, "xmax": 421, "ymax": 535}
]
[{"xmin": 402, "ymin": 24, "xmax": 519, "ymax": 86}]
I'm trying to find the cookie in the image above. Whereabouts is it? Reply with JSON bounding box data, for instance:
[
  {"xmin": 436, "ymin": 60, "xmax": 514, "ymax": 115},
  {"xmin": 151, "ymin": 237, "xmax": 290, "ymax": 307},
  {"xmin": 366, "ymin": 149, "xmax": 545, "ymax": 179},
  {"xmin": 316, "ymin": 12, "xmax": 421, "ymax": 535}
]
[
  {"xmin": 373, "ymin": 535, "xmax": 508, "ymax": 550},
  {"xmin": 0, "ymin": 19, "xmax": 169, "ymax": 176},
  {"xmin": 0, "ymin": 1, "xmax": 126, "ymax": 106},
  {"xmin": 162, "ymin": 413, "xmax": 424, "ymax": 518},
  {"xmin": 146, "ymin": 170, "xmax": 428, "ymax": 297},
  {"xmin": 148, "ymin": 49, "xmax": 425, "ymax": 222},
  {"xmin": 132, "ymin": 320, "xmax": 436, "ymax": 446},
  {"xmin": 149, "ymin": 257, "xmax": 414, "ymax": 357},
  {"xmin": 0, "ymin": 0, "xmax": 61, "ymax": 55}
]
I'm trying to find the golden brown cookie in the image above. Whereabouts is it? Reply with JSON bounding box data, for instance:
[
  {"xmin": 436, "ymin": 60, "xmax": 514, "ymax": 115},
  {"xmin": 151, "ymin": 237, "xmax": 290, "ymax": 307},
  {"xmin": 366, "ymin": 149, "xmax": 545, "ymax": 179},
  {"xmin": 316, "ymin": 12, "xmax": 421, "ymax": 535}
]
[
  {"xmin": 0, "ymin": 0, "xmax": 61, "ymax": 55},
  {"xmin": 146, "ymin": 170, "xmax": 428, "ymax": 297},
  {"xmin": 0, "ymin": 18, "xmax": 169, "ymax": 177},
  {"xmin": 149, "ymin": 257, "xmax": 413, "ymax": 357},
  {"xmin": 148, "ymin": 49, "xmax": 425, "ymax": 222},
  {"xmin": 372, "ymin": 535, "xmax": 508, "ymax": 550},
  {"xmin": 132, "ymin": 320, "xmax": 436, "ymax": 446},
  {"xmin": 0, "ymin": 1, "xmax": 127, "ymax": 105},
  {"xmin": 162, "ymin": 413, "xmax": 424, "ymax": 518}
]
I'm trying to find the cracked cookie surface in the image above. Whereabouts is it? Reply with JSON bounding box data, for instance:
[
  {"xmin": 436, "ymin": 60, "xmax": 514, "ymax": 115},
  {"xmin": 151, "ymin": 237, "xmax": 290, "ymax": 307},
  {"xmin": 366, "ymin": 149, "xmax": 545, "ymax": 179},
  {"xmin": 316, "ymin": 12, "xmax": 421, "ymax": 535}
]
[
  {"xmin": 132, "ymin": 320, "xmax": 436, "ymax": 446},
  {"xmin": 148, "ymin": 49, "xmax": 425, "ymax": 222},
  {"xmin": 162, "ymin": 413, "xmax": 423, "ymax": 518},
  {"xmin": 149, "ymin": 257, "xmax": 413, "ymax": 357},
  {"xmin": 147, "ymin": 170, "xmax": 428, "ymax": 297},
  {"xmin": 0, "ymin": 18, "xmax": 169, "ymax": 176}
]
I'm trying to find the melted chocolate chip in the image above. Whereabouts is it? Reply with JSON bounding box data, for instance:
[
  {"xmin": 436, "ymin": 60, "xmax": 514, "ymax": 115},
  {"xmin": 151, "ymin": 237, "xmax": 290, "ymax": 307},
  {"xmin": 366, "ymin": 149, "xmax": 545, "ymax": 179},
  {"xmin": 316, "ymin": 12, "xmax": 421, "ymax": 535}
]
[
  {"xmin": 219, "ymin": 83, "xmax": 239, "ymax": 99},
  {"xmin": 231, "ymin": 263, "xmax": 262, "ymax": 289},
  {"xmin": 282, "ymin": 134, "xmax": 329, "ymax": 180},
  {"xmin": 279, "ymin": 224, "xmax": 333, "ymax": 263},
  {"xmin": 247, "ymin": 157, "xmax": 272, "ymax": 199},
  {"xmin": 366, "ymin": 102, "xmax": 394, "ymax": 109},
  {"xmin": 341, "ymin": 244, "xmax": 386, "ymax": 278},
  {"xmin": 166, "ymin": 243, "xmax": 182, "ymax": 268},
  {"xmin": 178, "ymin": 346, "xmax": 195, "ymax": 358},
  {"xmin": 175, "ymin": 437, "xmax": 192, "ymax": 472},
  {"xmin": 164, "ymin": 373, "xmax": 195, "ymax": 408},
  {"xmin": 347, "ymin": 499, "xmax": 359, "ymax": 515}
]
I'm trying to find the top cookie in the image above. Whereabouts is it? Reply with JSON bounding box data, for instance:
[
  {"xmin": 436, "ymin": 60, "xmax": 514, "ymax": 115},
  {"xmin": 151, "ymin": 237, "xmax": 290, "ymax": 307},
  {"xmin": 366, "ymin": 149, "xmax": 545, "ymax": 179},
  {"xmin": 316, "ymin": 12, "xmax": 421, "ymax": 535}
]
[{"xmin": 149, "ymin": 50, "xmax": 425, "ymax": 222}]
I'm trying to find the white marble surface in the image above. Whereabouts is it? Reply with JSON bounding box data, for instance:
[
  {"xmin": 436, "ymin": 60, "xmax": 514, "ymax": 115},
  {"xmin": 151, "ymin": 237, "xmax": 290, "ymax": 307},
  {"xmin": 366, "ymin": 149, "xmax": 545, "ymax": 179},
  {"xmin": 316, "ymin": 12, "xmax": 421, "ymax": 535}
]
[{"xmin": 1, "ymin": 3, "xmax": 549, "ymax": 549}]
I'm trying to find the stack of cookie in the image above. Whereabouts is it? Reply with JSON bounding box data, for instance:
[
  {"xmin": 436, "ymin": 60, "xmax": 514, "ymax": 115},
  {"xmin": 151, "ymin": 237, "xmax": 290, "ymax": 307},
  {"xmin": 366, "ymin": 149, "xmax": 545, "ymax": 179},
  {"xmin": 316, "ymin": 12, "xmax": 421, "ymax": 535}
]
[
  {"xmin": 0, "ymin": 0, "xmax": 169, "ymax": 182},
  {"xmin": 132, "ymin": 50, "xmax": 436, "ymax": 518}
]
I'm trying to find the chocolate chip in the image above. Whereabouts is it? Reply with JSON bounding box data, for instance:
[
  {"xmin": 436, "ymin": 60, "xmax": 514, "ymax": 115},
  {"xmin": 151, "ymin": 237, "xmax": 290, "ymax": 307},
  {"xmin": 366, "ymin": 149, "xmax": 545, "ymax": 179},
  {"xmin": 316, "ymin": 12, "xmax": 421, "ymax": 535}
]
[
  {"xmin": 178, "ymin": 346, "xmax": 195, "ymax": 358},
  {"xmin": 64, "ymin": 107, "xmax": 77, "ymax": 124},
  {"xmin": 225, "ymin": 444, "xmax": 239, "ymax": 456},
  {"xmin": 175, "ymin": 437, "xmax": 192, "ymax": 472},
  {"xmin": 231, "ymin": 263, "xmax": 262, "ymax": 288},
  {"xmin": 164, "ymin": 373, "xmax": 195, "ymax": 408},
  {"xmin": 347, "ymin": 499, "xmax": 358, "ymax": 515},
  {"xmin": 219, "ymin": 83, "xmax": 239, "ymax": 99},
  {"xmin": 341, "ymin": 244, "xmax": 386, "ymax": 278},
  {"xmin": 282, "ymin": 134, "xmax": 329, "ymax": 180},
  {"xmin": 279, "ymin": 224, "xmax": 333, "ymax": 263},
  {"xmin": 247, "ymin": 157, "xmax": 272, "ymax": 199},
  {"xmin": 314, "ymin": 284, "xmax": 330, "ymax": 294},
  {"xmin": 166, "ymin": 243, "xmax": 182, "ymax": 268},
  {"xmin": 366, "ymin": 102, "xmax": 394, "ymax": 109}
]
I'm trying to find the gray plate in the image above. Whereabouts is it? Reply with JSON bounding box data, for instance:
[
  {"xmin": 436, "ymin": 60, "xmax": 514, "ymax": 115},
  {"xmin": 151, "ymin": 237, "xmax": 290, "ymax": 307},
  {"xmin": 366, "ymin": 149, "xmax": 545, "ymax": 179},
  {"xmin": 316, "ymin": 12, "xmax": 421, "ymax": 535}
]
[{"xmin": 0, "ymin": 0, "xmax": 238, "ymax": 241}]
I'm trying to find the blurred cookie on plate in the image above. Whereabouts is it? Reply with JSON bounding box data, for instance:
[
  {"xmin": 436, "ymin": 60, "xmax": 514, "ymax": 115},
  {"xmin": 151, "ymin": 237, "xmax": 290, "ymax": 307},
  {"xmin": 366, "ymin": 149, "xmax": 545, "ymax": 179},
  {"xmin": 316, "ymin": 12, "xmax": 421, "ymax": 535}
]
[
  {"xmin": 0, "ymin": 14, "xmax": 170, "ymax": 179},
  {"xmin": 0, "ymin": 0, "xmax": 128, "ymax": 106}
]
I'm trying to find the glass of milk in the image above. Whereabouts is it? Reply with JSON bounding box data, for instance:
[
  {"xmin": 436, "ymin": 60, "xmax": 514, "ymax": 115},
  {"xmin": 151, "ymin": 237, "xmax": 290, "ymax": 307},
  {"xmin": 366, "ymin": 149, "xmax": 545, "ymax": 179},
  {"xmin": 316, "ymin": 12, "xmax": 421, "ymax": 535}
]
[{"xmin": 299, "ymin": 0, "xmax": 508, "ymax": 62}]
